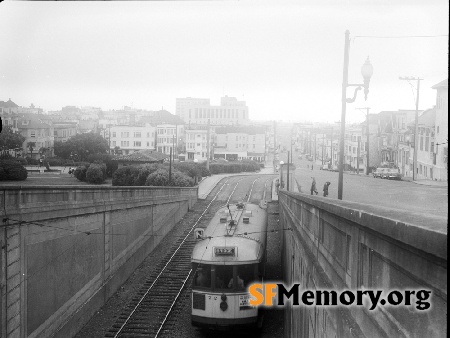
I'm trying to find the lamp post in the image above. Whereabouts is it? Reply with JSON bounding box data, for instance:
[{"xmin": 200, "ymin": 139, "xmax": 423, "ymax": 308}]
[{"xmin": 338, "ymin": 30, "xmax": 373, "ymax": 200}]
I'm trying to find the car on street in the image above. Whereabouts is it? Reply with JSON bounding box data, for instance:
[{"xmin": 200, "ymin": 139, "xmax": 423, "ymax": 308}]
[
  {"xmin": 383, "ymin": 168, "xmax": 402, "ymax": 180},
  {"xmin": 373, "ymin": 167, "xmax": 388, "ymax": 178},
  {"xmin": 319, "ymin": 164, "xmax": 329, "ymax": 170},
  {"xmin": 330, "ymin": 165, "xmax": 339, "ymax": 172}
]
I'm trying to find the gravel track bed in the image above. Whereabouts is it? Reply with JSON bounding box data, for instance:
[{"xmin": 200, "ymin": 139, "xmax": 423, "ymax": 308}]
[{"xmin": 75, "ymin": 175, "xmax": 283, "ymax": 338}]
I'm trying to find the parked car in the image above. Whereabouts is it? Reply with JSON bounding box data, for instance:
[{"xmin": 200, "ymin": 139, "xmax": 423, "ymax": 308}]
[
  {"xmin": 383, "ymin": 168, "xmax": 402, "ymax": 180},
  {"xmin": 330, "ymin": 165, "xmax": 339, "ymax": 172},
  {"xmin": 319, "ymin": 164, "xmax": 329, "ymax": 170},
  {"xmin": 373, "ymin": 167, "xmax": 388, "ymax": 178}
]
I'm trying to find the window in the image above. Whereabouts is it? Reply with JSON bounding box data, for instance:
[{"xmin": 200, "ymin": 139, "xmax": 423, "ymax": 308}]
[
  {"xmin": 134, "ymin": 141, "xmax": 141, "ymax": 147},
  {"xmin": 112, "ymin": 132, "xmax": 116, "ymax": 137},
  {"xmin": 121, "ymin": 132, "xmax": 129, "ymax": 138},
  {"xmin": 420, "ymin": 136, "xmax": 424, "ymax": 151},
  {"xmin": 134, "ymin": 132, "xmax": 141, "ymax": 138},
  {"xmin": 121, "ymin": 141, "xmax": 129, "ymax": 147},
  {"xmin": 30, "ymin": 130, "xmax": 36, "ymax": 138},
  {"xmin": 431, "ymin": 142, "xmax": 434, "ymax": 153}
]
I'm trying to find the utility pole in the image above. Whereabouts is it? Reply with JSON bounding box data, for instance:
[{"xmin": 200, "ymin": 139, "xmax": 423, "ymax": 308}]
[
  {"xmin": 322, "ymin": 133, "xmax": 325, "ymax": 165},
  {"xmin": 206, "ymin": 118, "xmax": 210, "ymax": 171},
  {"xmin": 169, "ymin": 147, "xmax": 172, "ymax": 185},
  {"xmin": 287, "ymin": 151, "xmax": 290, "ymax": 191},
  {"xmin": 357, "ymin": 138, "xmax": 360, "ymax": 174},
  {"xmin": 273, "ymin": 121, "xmax": 277, "ymax": 173},
  {"xmin": 399, "ymin": 77, "xmax": 422, "ymax": 181},
  {"xmin": 330, "ymin": 127, "xmax": 333, "ymax": 170}
]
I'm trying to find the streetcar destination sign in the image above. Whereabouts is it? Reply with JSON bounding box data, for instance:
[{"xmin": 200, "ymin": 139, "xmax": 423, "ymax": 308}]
[{"xmin": 214, "ymin": 247, "xmax": 236, "ymax": 256}]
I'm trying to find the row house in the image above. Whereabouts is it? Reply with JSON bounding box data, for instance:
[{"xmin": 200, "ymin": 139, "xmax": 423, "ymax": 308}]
[
  {"xmin": 415, "ymin": 109, "xmax": 436, "ymax": 180},
  {"xmin": 0, "ymin": 98, "xmax": 19, "ymax": 132},
  {"xmin": 109, "ymin": 124, "xmax": 156, "ymax": 155},
  {"xmin": 17, "ymin": 114, "xmax": 54, "ymax": 158},
  {"xmin": 397, "ymin": 79, "xmax": 447, "ymax": 181},
  {"xmin": 432, "ymin": 79, "xmax": 448, "ymax": 181}
]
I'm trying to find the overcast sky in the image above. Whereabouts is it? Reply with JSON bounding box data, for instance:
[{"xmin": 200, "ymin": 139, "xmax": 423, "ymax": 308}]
[{"xmin": 0, "ymin": 0, "xmax": 448, "ymax": 123}]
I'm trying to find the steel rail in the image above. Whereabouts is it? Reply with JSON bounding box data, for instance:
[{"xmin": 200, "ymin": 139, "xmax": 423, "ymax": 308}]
[{"xmin": 112, "ymin": 179, "xmax": 229, "ymax": 338}]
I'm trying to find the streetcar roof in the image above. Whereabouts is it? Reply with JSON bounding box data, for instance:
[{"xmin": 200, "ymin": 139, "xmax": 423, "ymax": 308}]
[{"xmin": 191, "ymin": 202, "xmax": 267, "ymax": 265}]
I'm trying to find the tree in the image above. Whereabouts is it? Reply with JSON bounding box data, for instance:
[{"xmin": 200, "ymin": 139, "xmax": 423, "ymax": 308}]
[
  {"xmin": 53, "ymin": 132, "xmax": 109, "ymax": 160},
  {"xmin": 27, "ymin": 142, "xmax": 36, "ymax": 158},
  {"xmin": 0, "ymin": 126, "xmax": 25, "ymax": 154}
]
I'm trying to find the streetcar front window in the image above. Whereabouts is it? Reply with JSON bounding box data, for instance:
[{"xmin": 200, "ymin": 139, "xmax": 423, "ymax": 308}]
[
  {"xmin": 192, "ymin": 264, "xmax": 211, "ymax": 289},
  {"xmin": 213, "ymin": 264, "xmax": 259, "ymax": 291}
]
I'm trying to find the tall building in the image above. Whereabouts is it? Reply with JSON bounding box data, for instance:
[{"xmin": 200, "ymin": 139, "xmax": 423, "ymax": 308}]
[{"xmin": 176, "ymin": 96, "xmax": 249, "ymax": 125}]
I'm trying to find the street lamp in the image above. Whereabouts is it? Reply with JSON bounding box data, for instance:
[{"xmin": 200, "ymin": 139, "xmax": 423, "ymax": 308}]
[{"xmin": 338, "ymin": 30, "xmax": 373, "ymax": 200}]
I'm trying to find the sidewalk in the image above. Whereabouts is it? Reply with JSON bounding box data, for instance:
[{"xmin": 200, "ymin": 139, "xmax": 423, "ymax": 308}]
[
  {"xmin": 197, "ymin": 166, "xmax": 275, "ymax": 199},
  {"xmin": 402, "ymin": 177, "xmax": 448, "ymax": 188}
]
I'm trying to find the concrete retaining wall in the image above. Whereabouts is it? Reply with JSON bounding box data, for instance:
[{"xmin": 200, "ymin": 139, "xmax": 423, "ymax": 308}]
[
  {"xmin": 0, "ymin": 185, "xmax": 197, "ymax": 338},
  {"xmin": 279, "ymin": 191, "xmax": 447, "ymax": 338}
]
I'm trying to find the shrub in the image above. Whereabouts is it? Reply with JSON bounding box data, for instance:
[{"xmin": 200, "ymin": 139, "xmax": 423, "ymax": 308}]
[
  {"xmin": 145, "ymin": 168, "xmax": 194, "ymax": 187},
  {"xmin": 46, "ymin": 157, "xmax": 65, "ymax": 166},
  {"xmin": 0, "ymin": 160, "xmax": 28, "ymax": 181},
  {"xmin": 86, "ymin": 164, "xmax": 106, "ymax": 184},
  {"xmin": 15, "ymin": 157, "xmax": 28, "ymax": 165},
  {"xmin": 74, "ymin": 165, "xmax": 88, "ymax": 182},
  {"xmin": 134, "ymin": 164, "xmax": 164, "ymax": 186},
  {"xmin": 112, "ymin": 165, "xmax": 140, "ymax": 186},
  {"xmin": 87, "ymin": 153, "xmax": 117, "ymax": 177},
  {"xmin": 73, "ymin": 161, "xmax": 91, "ymax": 167},
  {"xmin": 0, "ymin": 167, "xmax": 7, "ymax": 181},
  {"xmin": 26, "ymin": 157, "xmax": 39, "ymax": 165}
]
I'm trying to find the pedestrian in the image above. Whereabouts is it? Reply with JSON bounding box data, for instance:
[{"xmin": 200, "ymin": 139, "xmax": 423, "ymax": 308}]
[
  {"xmin": 310, "ymin": 177, "xmax": 318, "ymax": 195},
  {"xmin": 275, "ymin": 179, "xmax": 280, "ymax": 194},
  {"xmin": 68, "ymin": 167, "xmax": 73, "ymax": 177},
  {"xmin": 311, "ymin": 164, "xmax": 314, "ymax": 170},
  {"xmin": 323, "ymin": 181, "xmax": 331, "ymax": 197}
]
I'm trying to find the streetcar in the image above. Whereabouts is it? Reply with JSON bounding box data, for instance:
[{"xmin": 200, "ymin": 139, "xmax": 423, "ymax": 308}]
[{"xmin": 191, "ymin": 200, "xmax": 268, "ymax": 329}]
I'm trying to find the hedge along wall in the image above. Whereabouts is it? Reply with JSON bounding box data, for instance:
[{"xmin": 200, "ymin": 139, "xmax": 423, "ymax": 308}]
[{"xmin": 0, "ymin": 186, "xmax": 197, "ymax": 338}]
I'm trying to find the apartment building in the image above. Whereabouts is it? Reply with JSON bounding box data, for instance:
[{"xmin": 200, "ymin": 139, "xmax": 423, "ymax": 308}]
[
  {"xmin": 176, "ymin": 96, "xmax": 249, "ymax": 125},
  {"xmin": 185, "ymin": 128, "xmax": 213, "ymax": 161},
  {"xmin": 156, "ymin": 124, "xmax": 184, "ymax": 156},
  {"xmin": 214, "ymin": 126, "xmax": 266, "ymax": 161},
  {"xmin": 109, "ymin": 124, "xmax": 156, "ymax": 155}
]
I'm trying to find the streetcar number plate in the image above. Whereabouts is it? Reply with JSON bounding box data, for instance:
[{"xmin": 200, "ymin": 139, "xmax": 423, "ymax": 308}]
[{"xmin": 214, "ymin": 247, "xmax": 236, "ymax": 256}]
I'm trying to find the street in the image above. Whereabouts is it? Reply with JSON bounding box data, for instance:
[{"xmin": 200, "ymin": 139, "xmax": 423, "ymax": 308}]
[{"xmin": 276, "ymin": 153, "xmax": 448, "ymax": 221}]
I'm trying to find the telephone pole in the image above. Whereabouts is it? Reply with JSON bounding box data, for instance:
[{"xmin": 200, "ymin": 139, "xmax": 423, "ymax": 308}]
[
  {"xmin": 399, "ymin": 77, "xmax": 423, "ymax": 181},
  {"xmin": 206, "ymin": 118, "xmax": 210, "ymax": 171}
]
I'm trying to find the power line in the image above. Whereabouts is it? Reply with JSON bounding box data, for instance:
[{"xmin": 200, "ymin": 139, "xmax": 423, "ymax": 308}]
[{"xmin": 354, "ymin": 34, "xmax": 448, "ymax": 39}]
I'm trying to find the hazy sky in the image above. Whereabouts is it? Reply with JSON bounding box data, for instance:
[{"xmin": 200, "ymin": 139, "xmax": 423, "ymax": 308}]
[{"xmin": 0, "ymin": 0, "xmax": 448, "ymax": 123}]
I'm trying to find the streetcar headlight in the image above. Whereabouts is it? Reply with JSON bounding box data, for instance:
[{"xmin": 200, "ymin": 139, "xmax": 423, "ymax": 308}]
[
  {"xmin": 221, "ymin": 294, "xmax": 227, "ymax": 301},
  {"xmin": 220, "ymin": 301, "xmax": 228, "ymax": 311}
]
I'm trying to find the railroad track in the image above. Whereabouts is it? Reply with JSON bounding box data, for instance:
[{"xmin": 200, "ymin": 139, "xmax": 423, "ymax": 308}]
[{"xmin": 105, "ymin": 175, "xmax": 273, "ymax": 338}]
